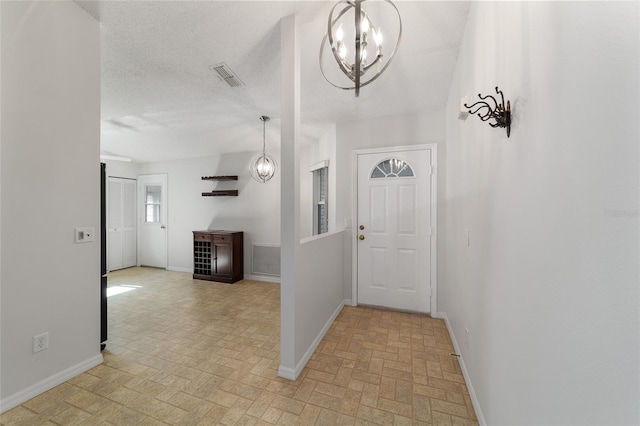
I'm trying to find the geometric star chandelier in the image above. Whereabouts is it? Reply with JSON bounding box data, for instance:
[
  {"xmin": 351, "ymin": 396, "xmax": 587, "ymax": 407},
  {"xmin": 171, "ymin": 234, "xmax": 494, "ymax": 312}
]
[
  {"xmin": 249, "ymin": 115, "xmax": 277, "ymax": 183},
  {"xmin": 320, "ymin": 0, "xmax": 402, "ymax": 97}
]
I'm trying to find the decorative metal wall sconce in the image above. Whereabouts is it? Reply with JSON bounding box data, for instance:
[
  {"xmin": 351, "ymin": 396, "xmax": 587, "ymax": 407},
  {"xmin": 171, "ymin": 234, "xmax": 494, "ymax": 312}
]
[{"xmin": 464, "ymin": 86, "xmax": 511, "ymax": 137}]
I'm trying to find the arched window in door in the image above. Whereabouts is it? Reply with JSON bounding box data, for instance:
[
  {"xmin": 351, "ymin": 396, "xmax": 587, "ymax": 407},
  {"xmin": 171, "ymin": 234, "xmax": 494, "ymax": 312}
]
[{"xmin": 370, "ymin": 158, "xmax": 415, "ymax": 178}]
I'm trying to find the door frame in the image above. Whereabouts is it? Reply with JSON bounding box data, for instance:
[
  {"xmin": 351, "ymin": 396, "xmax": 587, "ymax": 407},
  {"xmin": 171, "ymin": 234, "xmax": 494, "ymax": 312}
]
[
  {"xmin": 137, "ymin": 173, "xmax": 168, "ymax": 269},
  {"xmin": 351, "ymin": 144, "xmax": 438, "ymax": 315}
]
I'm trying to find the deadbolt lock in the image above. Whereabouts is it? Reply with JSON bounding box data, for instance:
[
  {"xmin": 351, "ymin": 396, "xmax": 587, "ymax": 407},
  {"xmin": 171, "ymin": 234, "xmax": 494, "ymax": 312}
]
[
  {"xmin": 359, "ymin": 225, "xmax": 365, "ymax": 230},
  {"xmin": 358, "ymin": 235, "xmax": 365, "ymax": 240}
]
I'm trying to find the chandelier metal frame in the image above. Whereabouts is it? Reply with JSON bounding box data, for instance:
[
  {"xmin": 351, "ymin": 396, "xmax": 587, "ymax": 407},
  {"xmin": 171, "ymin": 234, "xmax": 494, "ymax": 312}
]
[{"xmin": 319, "ymin": 0, "xmax": 402, "ymax": 97}]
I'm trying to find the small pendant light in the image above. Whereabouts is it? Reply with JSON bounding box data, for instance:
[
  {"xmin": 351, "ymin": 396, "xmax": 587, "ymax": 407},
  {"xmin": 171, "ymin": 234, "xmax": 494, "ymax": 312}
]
[{"xmin": 250, "ymin": 116, "xmax": 277, "ymax": 183}]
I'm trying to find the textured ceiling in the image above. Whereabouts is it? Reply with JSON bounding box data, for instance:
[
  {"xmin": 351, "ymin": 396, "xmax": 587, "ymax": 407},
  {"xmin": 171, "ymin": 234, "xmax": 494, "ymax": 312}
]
[{"xmin": 76, "ymin": 1, "xmax": 470, "ymax": 163}]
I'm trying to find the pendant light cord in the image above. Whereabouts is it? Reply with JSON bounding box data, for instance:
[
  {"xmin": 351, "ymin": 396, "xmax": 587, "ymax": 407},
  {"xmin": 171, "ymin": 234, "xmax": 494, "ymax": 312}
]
[{"xmin": 260, "ymin": 115, "xmax": 270, "ymax": 155}]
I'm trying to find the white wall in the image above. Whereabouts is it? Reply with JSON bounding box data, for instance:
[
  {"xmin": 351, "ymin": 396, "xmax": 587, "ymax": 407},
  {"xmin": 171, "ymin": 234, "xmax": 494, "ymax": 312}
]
[
  {"xmin": 0, "ymin": 1, "xmax": 102, "ymax": 411},
  {"xmin": 279, "ymin": 14, "xmax": 345, "ymax": 380},
  {"xmin": 294, "ymin": 232, "xmax": 345, "ymax": 363},
  {"xmin": 444, "ymin": 2, "xmax": 639, "ymax": 424},
  {"xmin": 335, "ymin": 110, "xmax": 446, "ymax": 301},
  {"xmin": 137, "ymin": 152, "xmax": 281, "ymax": 278}
]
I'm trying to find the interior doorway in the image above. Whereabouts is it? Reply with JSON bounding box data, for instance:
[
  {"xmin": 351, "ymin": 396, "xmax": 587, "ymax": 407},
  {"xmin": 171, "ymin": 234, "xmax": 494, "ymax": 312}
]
[{"xmin": 138, "ymin": 174, "xmax": 168, "ymax": 269}]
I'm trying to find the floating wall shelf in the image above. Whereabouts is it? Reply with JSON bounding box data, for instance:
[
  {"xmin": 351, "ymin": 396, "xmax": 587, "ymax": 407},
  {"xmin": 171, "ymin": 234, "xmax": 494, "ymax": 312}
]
[
  {"xmin": 202, "ymin": 175, "xmax": 238, "ymax": 181},
  {"xmin": 201, "ymin": 175, "xmax": 239, "ymax": 197},
  {"xmin": 202, "ymin": 190, "xmax": 239, "ymax": 197}
]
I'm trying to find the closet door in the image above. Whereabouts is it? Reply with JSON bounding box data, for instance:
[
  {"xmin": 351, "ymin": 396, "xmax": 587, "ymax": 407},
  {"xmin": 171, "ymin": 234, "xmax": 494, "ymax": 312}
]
[
  {"xmin": 108, "ymin": 178, "xmax": 123, "ymax": 271},
  {"xmin": 108, "ymin": 177, "xmax": 137, "ymax": 271},
  {"xmin": 121, "ymin": 179, "xmax": 137, "ymax": 268}
]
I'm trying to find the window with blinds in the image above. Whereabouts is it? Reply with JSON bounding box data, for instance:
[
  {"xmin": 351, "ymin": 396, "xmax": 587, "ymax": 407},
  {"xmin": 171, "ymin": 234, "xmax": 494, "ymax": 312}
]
[{"xmin": 311, "ymin": 162, "xmax": 329, "ymax": 235}]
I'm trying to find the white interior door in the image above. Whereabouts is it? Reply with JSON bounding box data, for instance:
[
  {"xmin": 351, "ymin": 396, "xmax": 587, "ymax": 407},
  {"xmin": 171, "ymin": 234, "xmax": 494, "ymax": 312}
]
[
  {"xmin": 107, "ymin": 177, "xmax": 137, "ymax": 271},
  {"xmin": 357, "ymin": 149, "xmax": 432, "ymax": 313},
  {"xmin": 107, "ymin": 178, "xmax": 123, "ymax": 271},
  {"xmin": 121, "ymin": 179, "xmax": 137, "ymax": 267},
  {"xmin": 138, "ymin": 174, "xmax": 168, "ymax": 269}
]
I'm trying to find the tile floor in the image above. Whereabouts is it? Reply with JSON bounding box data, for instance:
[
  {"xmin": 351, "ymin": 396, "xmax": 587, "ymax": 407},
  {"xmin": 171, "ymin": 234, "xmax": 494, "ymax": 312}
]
[{"xmin": 0, "ymin": 267, "xmax": 477, "ymax": 425}]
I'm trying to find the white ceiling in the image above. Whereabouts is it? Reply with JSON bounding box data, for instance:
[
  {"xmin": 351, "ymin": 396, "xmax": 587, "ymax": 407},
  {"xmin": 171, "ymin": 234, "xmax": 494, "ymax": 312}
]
[{"xmin": 76, "ymin": 1, "xmax": 470, "ymax": 163}]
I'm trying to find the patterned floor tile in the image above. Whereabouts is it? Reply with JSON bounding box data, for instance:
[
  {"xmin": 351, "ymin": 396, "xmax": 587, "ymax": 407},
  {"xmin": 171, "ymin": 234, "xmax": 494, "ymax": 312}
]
[{"xmin": 0, "ymin": 267, "xmax": 477, "ymax": 425}]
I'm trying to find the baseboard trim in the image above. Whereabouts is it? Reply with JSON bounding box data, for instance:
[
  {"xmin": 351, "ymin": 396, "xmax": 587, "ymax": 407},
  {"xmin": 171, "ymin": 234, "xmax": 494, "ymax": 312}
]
[
  {"xmin": 167, "ymin": 268, "xmax": 281, "ymax": 283},
  {"xmin": 277, "ymin": 365, "xmax": 297, "ymax": 380},
  {"xmin": 441, "ymin": 313, "xmax": 486, "ymax": 426},
  {"xmin": 243, "ymin": 274, "xmax": 281, "ymax": 283},
  {"xmin": 167, "ymin": 266, "xmax": 191, "ymax": 273},
  {"xmin": 0, "ymin": 353, "xmax": 104, "ymax": 414},
  {"xmin": 278, "ymin": 299, "xmax": 345, "ymax": 381}
]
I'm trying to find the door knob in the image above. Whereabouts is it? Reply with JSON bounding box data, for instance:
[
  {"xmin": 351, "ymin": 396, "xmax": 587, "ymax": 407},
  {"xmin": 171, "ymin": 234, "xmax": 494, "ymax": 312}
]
[
  {"xmin": 359, "ymin": 225, "xmax": 365, "ymax": 230},
  {"xmin": 160, "ymin": 225, "xmax": 166, "ymax": 229},
  {"xmin": 359, "ymin": 235, "xmax": 365, "ymax": 240}
]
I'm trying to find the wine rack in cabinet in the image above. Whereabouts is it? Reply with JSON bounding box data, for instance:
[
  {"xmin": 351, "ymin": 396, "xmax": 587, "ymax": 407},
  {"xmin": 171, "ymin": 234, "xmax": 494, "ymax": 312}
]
[{"xmin": 193, "ymin": 230, "xmax": 243, "ymax": 283}]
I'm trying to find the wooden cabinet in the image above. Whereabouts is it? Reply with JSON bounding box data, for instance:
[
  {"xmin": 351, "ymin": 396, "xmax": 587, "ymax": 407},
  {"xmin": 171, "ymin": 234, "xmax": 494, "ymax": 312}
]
[{"xmin": 193, "ymin": 230, "xmax": 243, "ymax": 283}]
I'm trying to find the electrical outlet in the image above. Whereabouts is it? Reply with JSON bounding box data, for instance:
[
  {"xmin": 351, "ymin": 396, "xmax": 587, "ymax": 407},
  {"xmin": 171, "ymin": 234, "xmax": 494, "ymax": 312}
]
[{"xmin": 33, "ymin": 332, "xmax": 49, "ymax": 353}]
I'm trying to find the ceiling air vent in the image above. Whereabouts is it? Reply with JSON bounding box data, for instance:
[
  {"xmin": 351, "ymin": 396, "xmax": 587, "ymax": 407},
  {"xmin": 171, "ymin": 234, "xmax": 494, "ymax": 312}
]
[{"xmin": 211, "ymin": 63, "xmax": 245, "ymax": 88}]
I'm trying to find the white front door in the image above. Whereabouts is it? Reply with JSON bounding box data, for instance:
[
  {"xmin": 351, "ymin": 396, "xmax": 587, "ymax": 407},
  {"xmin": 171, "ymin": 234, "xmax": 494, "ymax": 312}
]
[
  {"xmin": 107, "ymin": 177, "xmax": 137, "ymax": 271},
  {"xmin": 138, "ymin": 174, "xmax": 168, "ymax": 269},
  {"xmin": 357, "ymin": 149, "xmax": 432, "ymax": 313}
]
